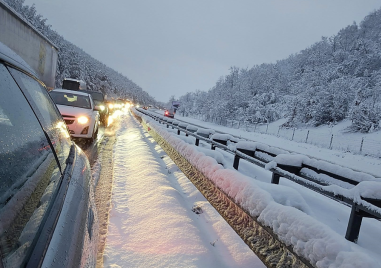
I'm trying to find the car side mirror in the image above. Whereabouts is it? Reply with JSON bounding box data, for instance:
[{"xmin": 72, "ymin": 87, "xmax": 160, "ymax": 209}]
[{"xmin": 94, "ymin": 105, "xmax": 101, "ymax": 111}]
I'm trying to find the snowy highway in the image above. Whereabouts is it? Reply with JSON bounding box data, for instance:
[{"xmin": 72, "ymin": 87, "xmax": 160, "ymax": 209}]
[
  {"xmin": 89, "ymin": 107, "xmax": 381, "ymax": 268},
  {"xmin": 133, "ymin": 108, "xmax": 381, "ymax": 267},
  {"xmin": 95, "ymin": 110, "xmax": 264, "ymax": 267}
]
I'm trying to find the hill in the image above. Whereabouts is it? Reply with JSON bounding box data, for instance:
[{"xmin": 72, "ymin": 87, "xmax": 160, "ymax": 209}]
[
  {"xmin": 4, "ymin": 0, "xmax": 156, "ymax": 105},
  {"xmin": 177, "ymin": 8, "xmax": 381, "ymax": 133}
]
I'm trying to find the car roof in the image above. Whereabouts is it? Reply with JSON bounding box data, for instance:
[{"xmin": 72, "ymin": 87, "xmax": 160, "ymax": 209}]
[
  {"xmin": 52, "ymin": 88, "xmax": 91, "ymax": 97},
  {"xmin": 63, "ymin": 78, "xmax": 85, "ymax": 83},
  {"xmin": 0, "ymin": 41, "xmax": 38, "ymax": 77},
  {"xmin": 81, "ymin": 90, "xmax": 103, "ymax": 95}
]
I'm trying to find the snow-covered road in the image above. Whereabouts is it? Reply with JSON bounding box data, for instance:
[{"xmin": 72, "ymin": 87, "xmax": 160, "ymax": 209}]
[{"xmin": 102, "ymin": 111, "xmax": 265, "ymax": 267}]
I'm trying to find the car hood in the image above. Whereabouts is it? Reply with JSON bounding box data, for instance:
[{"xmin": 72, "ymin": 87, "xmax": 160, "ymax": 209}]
[{"xmin": 57, "ymin": 105, "xmax": 93, "ymax": 117}]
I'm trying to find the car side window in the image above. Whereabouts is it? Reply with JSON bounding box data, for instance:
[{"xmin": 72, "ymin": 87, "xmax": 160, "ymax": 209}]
[
  {"xmin": 8, "ymin": 68, "xmax": 72, "ymax": 171},
  {"xmin": 0, "ymin": 64, "xmax": 61, "ymax": 267}
]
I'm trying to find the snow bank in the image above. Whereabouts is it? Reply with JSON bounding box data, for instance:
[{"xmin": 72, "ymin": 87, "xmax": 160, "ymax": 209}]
[
  {"xmin": 267, "ymin": 153, "xmax": 381, "ymax": 186},
  {"xmin": 132, "ymin": 109, "xmax": 380, "ymax": 268},
  {"xmin": 195, "ymin": 147, "xmax": 228, "ymax": 167}
]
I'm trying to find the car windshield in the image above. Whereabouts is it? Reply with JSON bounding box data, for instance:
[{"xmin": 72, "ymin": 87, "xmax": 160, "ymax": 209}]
[{"xmin": 50, "ymin": 91, "xmax": 91, "ymax": 109}]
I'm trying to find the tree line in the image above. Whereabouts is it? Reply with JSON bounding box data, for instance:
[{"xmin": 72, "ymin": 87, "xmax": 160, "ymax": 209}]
[
  {"xmin": 5, "ymin": 0, "xmax": 156, "ymax": 105},
  {"xmin": 177, "ymin": 8, "xmax": 381, "ymax": 133}
]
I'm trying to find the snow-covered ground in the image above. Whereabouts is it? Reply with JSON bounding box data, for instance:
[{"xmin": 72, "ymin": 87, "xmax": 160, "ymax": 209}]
[
  {"xmin": 138, "ymin": 109, "xmax": 381, "ymax": 267},
  {"xmin": 102, "ymin": 111, "xmax": 265, "ymax": 267},
  {"xmin": 167, "ymin": 113, "xmax": 381, "ymax": 178}
]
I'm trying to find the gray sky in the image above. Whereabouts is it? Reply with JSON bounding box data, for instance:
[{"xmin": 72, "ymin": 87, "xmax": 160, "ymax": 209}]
[{"xmin": 23, "ymin": 0, "xmax": 381, "ymax": 102}]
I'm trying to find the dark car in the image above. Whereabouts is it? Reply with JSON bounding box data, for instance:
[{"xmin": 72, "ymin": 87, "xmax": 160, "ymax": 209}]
[
  {"xmin": 81, "ymin": 89, "xmax": 109, "ymax": 126},
  {"xmin": 164, "ymin": 108, "xmax": 175, "ymax": 118},
  {"xmin": 0, "ymin": 42, "xmax": 98, "ymax": 267}
]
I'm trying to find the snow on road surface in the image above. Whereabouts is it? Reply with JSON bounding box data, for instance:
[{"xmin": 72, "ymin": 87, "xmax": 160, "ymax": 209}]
[
  {"xmin": 102, "ymin": 111, "xmax": 264, "ymax": 267},
  {"xmin": 139, "ymin": 109, "xmax": 381, "ymax": 267}
]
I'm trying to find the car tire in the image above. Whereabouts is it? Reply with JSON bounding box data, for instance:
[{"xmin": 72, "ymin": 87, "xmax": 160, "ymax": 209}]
[{"xmin": 87, "ymin": 127, "xmax": 98, "ymax": 144}]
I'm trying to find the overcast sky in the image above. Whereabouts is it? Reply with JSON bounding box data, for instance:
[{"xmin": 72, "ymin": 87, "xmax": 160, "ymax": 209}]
[{"xmin": 23, "ymin": 0, "xmax": 381, "ymax": 102}]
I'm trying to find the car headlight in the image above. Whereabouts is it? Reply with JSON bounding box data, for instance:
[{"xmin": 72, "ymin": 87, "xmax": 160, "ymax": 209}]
[
  {"xmin": 78, "ymin": 116, "xmax": 89, "ymax": 124},
  {"xmin": 108, "ymin": 104, "xmax": 114, "ymax": 109},
  {"xmin": 99, "ymin": 105, "xmax": 105, "ymax": 111}
]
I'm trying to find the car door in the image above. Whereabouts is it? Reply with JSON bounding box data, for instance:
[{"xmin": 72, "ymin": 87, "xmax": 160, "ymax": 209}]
[{"xmin": 0, "ymin": 63, "xmax": 64, "ymax": 267}]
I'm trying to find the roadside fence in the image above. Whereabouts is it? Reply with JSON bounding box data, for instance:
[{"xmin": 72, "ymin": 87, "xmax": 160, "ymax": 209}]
[{"xmin": 203, "ymin": 117, "xmax": 381, "ymax": 158}]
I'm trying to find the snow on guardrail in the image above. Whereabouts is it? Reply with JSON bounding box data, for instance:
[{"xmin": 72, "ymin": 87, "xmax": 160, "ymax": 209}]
[{"xmin": 133, "ymin": 108, "xmax": 380, "ymax": 268}]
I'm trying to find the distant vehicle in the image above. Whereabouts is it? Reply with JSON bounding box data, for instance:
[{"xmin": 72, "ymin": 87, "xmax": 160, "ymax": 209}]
[
  {"xmin": 164, "ymin": 108, "xmax": 175, "ymax": 118},
  {"xmin": 0, "ymin": 41, "xmax": 98, "ymax": 267},
  {"xmin": 50, "ymin": 89, "xmax": 100, "ymax": 143},
  {"xmin": 62, "ymin": 78, "xmax": 87, "ymax": 91},
  {"xmin": 113, "ymin": 99, "xmax": 125, "ymax": 110},
  {"xmin": 81, "ymin": 90, "xmax": 109, "ymax": 126}
]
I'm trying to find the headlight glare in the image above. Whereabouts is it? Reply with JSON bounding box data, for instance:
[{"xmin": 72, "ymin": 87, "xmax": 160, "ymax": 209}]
[{"xmin": 78, "ymin": 116, "xmax": 89, "ymax": 124}]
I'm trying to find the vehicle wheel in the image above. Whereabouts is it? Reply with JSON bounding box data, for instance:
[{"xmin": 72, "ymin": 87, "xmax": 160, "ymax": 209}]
[{"xmin": 87, "ymin": 127, "xmax": 98, "ymax": 144}]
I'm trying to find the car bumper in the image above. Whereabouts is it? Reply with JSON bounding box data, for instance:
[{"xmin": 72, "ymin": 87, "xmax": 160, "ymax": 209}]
[{"xmin": 64, "ymin": 118, "xmax": 96, "ymax": 139}]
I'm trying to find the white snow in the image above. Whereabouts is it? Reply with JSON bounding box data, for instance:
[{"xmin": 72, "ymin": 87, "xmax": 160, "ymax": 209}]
[
  {"xmin": 138, "ymin": 108, "xmax": 381, "ymax": 268},
  {"xmin": 103, "ymin": 111, "xmax": 264, "ymax": 268},
  {"xmin": 169, "ymin": 113, "xmax": 381, "ymax": 178},
  {"xmin": 186, "ymin": 125, "xmax": 198, "ymax": 132},
  {"xmin": 196, "ymin": 128, "xmax": 215, "ymax": 137},
  {"xmin": 211, "ymin": 133, "xmax": 232, "ymax": 141}
]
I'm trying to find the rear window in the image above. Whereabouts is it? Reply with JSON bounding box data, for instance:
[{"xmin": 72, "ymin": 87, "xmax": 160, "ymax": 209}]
[
  {"xmin": 62, "ymin": 80, "xmax": 80, "ymax": 91},
  {"xmin": 50, "ymin": 91, "xmax": 91, "ymax": 109}
]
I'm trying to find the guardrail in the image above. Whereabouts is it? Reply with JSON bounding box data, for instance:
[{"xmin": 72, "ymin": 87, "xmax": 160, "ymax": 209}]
[{"xmin": 137, "ymin": 108, "xmax": 381, "ymax": 244}]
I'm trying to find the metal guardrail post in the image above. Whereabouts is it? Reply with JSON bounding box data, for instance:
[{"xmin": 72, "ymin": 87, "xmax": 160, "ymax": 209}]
[
  {"xmin": 345, "ymin": 205, "xmax": 363, "ymax": 243},
  {"xmin": 329, "ymin": 134, "xmax": 334, "ymax": 149},
  {"xmin": 233, "ymin": 154, "xmax": 240, "ymax": 170},
  {"xmin": 271, "ymin": 172, "xmax": 280, "ymax": 184}
]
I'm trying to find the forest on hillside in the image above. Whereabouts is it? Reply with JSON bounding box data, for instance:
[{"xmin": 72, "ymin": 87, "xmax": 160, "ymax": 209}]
[
  {"xmin": 4, "ymin": 0, "xmax": 156, "ymax": 105},
  {"xmin": 177, "ymin": 8, "xmax": 381, "ymax": 133}
]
